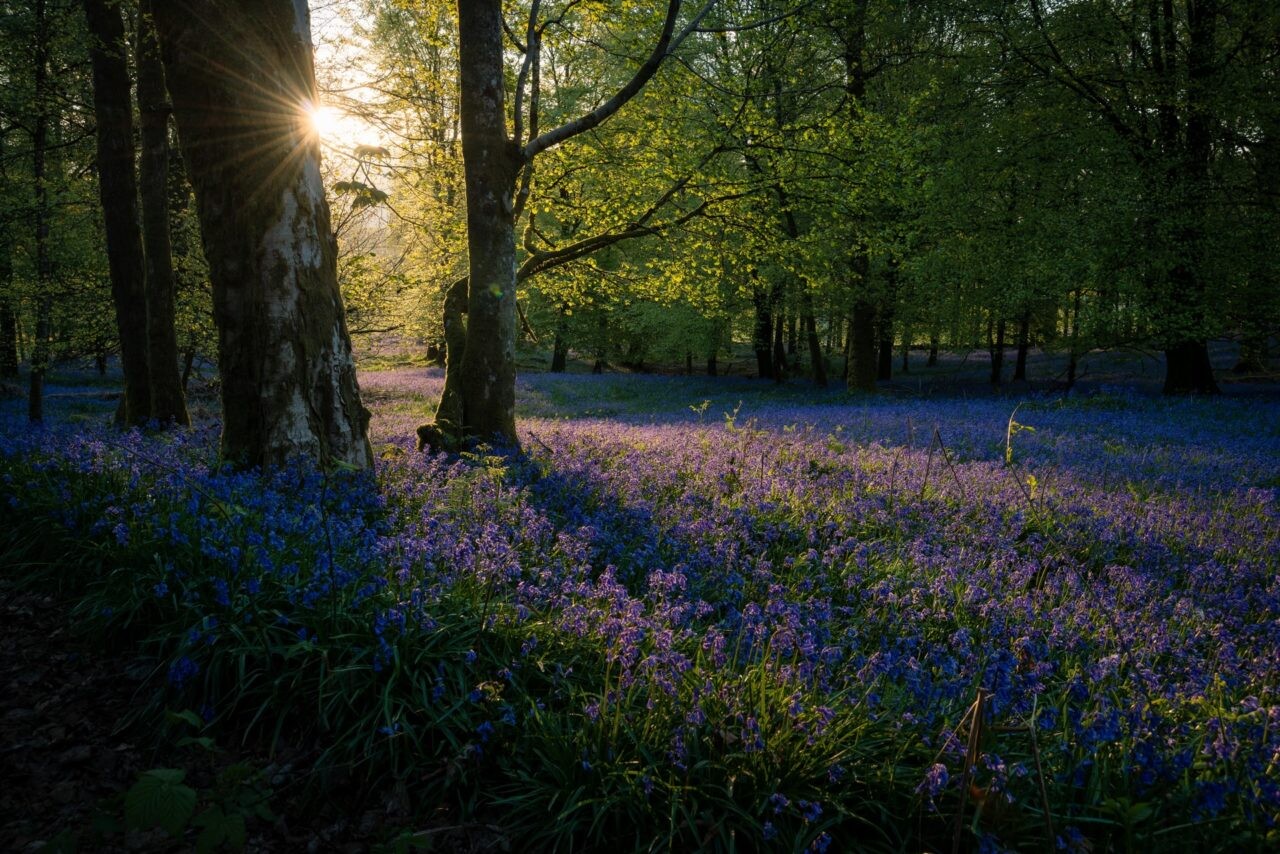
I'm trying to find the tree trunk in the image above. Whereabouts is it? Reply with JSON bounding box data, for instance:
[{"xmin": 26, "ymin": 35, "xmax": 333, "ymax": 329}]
[
  {"xmin": 928, "ymin": 331, "xmax": 939, "ymax": 367},
  {"xmin": 990, "ymin": 317, "xmax": 1006, "ymax": 386},
  {"xmin": 877, "ymin": 260, "xmax": 896, "ymax": 381},
  {"xmin": 1164, "ymin": 340, "xmax": 1218, "ymax": 395},
  {"xmin": 707, "ymin": 320, "xmax": 719, "ymax": 376},
  {"xmin": 453, "ymin": 0, "xmax": 521, "ymax": 443},
  {"xmin": 876, "ymin": 314, "xmax": 893, "ymax": 381},
  {"xmin": 786, "ymin": 313, "xmax": 797, "ymax": 356},
  {"xmin": 84, "ymin": 0, "xmax": 152, "ymax": 426},
  {"xmin": 550, "ymin": 332, "xmax": 568, "ymax": 373},
  {"xmin": 752, "ymin": 283, "xmax": 774, "ymax": 380},
  {"xmin": 842, "ymin": 1, "xmax": 876, "ymax": 394},
  {"xmin": 801, "ymin": 289, "xmax": 826, "ymax": 388},
  {"xmin": 1156, "ymin": 0, "xmax": 1220, "ymax": 395},
  {"xmin": 433, "ymin": 276, "xmax": 468, "ymax": 429},
  {"xmin": 772, "ymin": 307, "xmax": 787, "ymax": 383},
  {"xmin": 1014, "ymin": 311, "xmax": 1030, "ymax": 381},
  {"xmin": 28, "ymin": 0, "xmax": 52, "ymax": 424},
  {"xmin": 0, "ymin": 232, "xmax": 16, "ymax": 379},
  {"xmin": 181, "ymin": 347, "xmax": 196, "ymax": 392},
  {"xmin": 900, "ymin": 325, "xmax": 910, "ymax": 374},
  {"xmin": 1066, "ymin": 289, "xmax": 1082, "ymax": 391},
  {"xmin": 847, "ymin": 255, "xmax": 876, "ymax": 392},
  {"xmin": 137, "ymin": 0, "xmax": 189, "ymax": 426},
  {"xmin": 154, "ymin": 0, "xmax": 372, "ymax": 469}
]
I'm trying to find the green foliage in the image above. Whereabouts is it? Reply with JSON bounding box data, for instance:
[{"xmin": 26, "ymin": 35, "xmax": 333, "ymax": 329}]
[{"xmin": 125, "ymin": 769, "xmax": 197, "ymax": 838}]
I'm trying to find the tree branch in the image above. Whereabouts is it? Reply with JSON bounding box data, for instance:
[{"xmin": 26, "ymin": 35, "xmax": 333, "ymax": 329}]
[
  {"xmin": 523, "ymin": 0, "xmax": 718, "ymax": 160},
  {"xmin": 511, "ymin": 0, "xmax": 540, "ymax": 149}
]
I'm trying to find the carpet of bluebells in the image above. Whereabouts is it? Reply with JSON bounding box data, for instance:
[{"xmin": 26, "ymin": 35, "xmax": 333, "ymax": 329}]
[{"xmin": 2, "ymin": 368, "xmax": 1278, "ymax": 852}]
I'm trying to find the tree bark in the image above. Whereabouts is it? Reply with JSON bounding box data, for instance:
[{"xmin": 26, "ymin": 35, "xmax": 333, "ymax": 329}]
[
  {"xmin": 28, "ymin": 0, "xmax": 52, "ymax": 424},
  {"xmin": 772, "ymin": 299, "xmax": 787, "ymax": 383},
  {"xmin": 1014, "ymin": 311, "xmax": 1030, "ymax": 381},
  {"xmin": 928, "ymin": 331, "xmax": 939, "ymax": 367},
  {"xmin": 707, "ymin": 319, "xmax": 719, "ymax": 376},
  {"xmin": 801, "ymin": 289, "xmax": 826, "ymax": 388},
  {"xmin": 550, "ymin": 333, "xmax": 568, "ymax": 373},
  {"xmin": 83, "ymin": 0, "xmax": 152, "ymax": 425},
  {"xmin": 434, "ymin": 276, "xmax": 468, "ymax": 430},
  {"xmin": 990, "ymin": 317, "xmax": 1006, "ymax": 386},
  {"xmin": 876, "ymin": 313, "xmax": 893, "ymax": 381},
  {"xmin": 752, "ymin": 284, "xmax": 774, "ymax": 380},
  {"xmin": 842, "ymin": 0, "xmax": 876, "ymax": 394},
  {"xmin": 1066, "ymin": 289, "xmax": 1082, "ymax": 391},
  {"xmin": 137, "ymin": 0, "xmax": 189, "ymax": 426},
  {"xmin": 847, "ymin": 255, "xmax": 877, "ymax": 392},
  {"xmin": 876, "ymin": 260, "xmax": 896, "ymax": 381},
  {"xmin": 0, "ymin": 231, "xmax": 16, "ymax": 379},
  {"xmin": 455, "ymin": 0, "xmax": 520, "ymax": 443},
  {"xmin": 1158, "ymin": 0, "xmax": 1219, "ymax": 395},
  {"xmin": 154, "ymin": 0, "xmax": 372, "ymax": 469}
]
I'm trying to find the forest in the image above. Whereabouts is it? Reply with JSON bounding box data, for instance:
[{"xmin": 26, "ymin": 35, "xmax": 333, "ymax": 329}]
[{"xmin": 0, "ymin": 0, "xmax": 1277, "ymax": 851}]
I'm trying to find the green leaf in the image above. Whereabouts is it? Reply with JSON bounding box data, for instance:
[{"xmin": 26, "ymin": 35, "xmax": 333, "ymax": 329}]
[
  {"xmin": 177, "ymin": 735, "xmax": 217, "ymax": 751},
  {"xmin": 194, "ymin": 805, "xmax": 246, "ymax": 852},
  {"xmin": 226, "ymin": 813, "xmax": 247, "ymax": 849},
  {"xmin": 167, "ymin": 709, "xmax": 204, "ymax": 730},
  {"xmin": 125, "ymin": 769, "xmax": 197, "ymax": 837},
  {"xmin": 194, "ymin": 806, "xmax": 226, "ymax": 854}
]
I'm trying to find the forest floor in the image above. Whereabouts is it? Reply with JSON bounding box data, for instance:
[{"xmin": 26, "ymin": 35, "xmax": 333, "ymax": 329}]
[
  {"xmin": 0, "ymin": 582, "xmax": 503, "ymax": 853},
  {"xmin": 1, "ymin": 344, "xmax": 1277, "ymax": 852}
]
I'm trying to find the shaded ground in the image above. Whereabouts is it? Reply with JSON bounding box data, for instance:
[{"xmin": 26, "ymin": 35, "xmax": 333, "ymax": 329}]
[
  {"xmin": 0, "ymin": 582, "xmax": 153, "ymax": 852},
  {"xmin": 0, "ymin": 575, "xmax": 507, "ymax": 852}
]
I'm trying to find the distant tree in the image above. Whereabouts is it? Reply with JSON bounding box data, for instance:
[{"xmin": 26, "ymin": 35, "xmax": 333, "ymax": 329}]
[{"xmin": 154, "ymin": 0, "xmax": 371, "ymax": 468}]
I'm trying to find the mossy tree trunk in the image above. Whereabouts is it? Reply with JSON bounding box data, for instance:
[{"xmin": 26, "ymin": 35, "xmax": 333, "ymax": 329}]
[
  {"xmin": 154, "ymin": 0, "xmax": 371, "ymax": 469},
  {"xmin": 454, "ymin": 0, "xmax": 520, "ymax": 443}
]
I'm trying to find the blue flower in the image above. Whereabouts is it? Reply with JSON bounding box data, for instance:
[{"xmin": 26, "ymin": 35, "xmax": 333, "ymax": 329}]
[{"xmin": 167, "ymin": 655, "xmax": 199, "ymax": 688}]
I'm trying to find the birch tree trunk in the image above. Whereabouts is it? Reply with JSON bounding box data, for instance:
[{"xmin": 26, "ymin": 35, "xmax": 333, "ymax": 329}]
[{"xmin": 154, "ymin": 0, "xmax": 371, "ymax": 469}]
